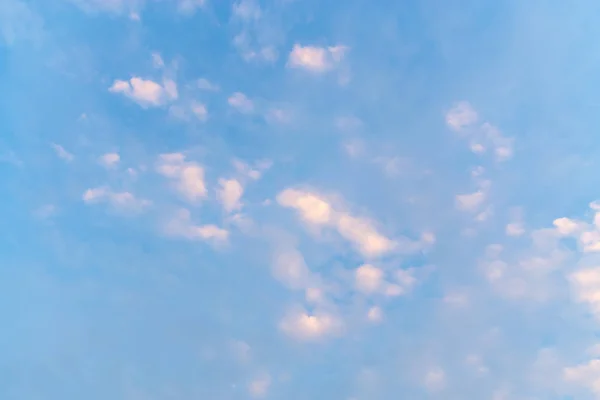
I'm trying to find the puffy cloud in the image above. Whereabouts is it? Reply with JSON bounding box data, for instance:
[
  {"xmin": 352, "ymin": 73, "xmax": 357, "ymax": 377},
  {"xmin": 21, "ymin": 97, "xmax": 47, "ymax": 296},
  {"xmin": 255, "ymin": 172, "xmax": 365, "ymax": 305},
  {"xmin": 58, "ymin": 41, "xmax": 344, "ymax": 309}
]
[
  {"xmin": 446, "ymin": 102, "xmax": 513, "ymax": 161},
  {"xmin": 355, "ymin": 264, "xmax": 384, "ymax": 294},
  {"xmin": 98, "ymin": 152, "xmax": 120, "ymax": 169},
  {"xmin": 277, "ymin": 189, "xmax": 333, "ymax": 225},
  {"xmin": 277, "ymin": 188, "xmax": 411, "ymax": 258},
  {"xmin": 177, "ymin": 0, "xmax": 206, "ymax": 15},
  {"xmin": 367, "ymin": 306, "xmax": 383, "ymax": 323},
  {"xmin": 163, "ymin": 209, "xmax": 228, "ymax": 244},
  {"xmin": 456, "ymin": 190, "xmax": 486, "ymax": 212},
  {"xmin": 197, "ymin": 78, "xmax": 219, "ymax": 91},
  {"xmin": 248, "ymin": 373, "xmax": 271, "ymax": 398},
  {"xmin": 217, "ymin": 178, "xmax": 244, "ymax": 213},
  {"xmin": 190, "ymin": 101, "xmax": 208, "ymax": 121},
  {"xmin": 506, "ymin": 222, "xmax": 525, "ymax": 236},
  {"xmin": 423, "ymin": 366, "xmax": 446, "ymax": 392},
  {"xmin": 156, "ymin": 153, "xmax": 207, "ymax": 203},
  {"xmin": 570, "ymin": 268, "xmax": 600, "ymax": 316},
  {"xmin": 228, "ymin": 92, "xmax": 254, "ymax": 113},
  {"xmin": 564, "ymin": 359, "xmax": 600, "ymax": 396},
  {"xmin": 51, "ymin": 143, "xmax": 74, "ymax": 162},
  {"xmin": 82, "ymin": 187, "xmax": 150, "ymax": 212},
  {"xmin": 445, "ymin": 102, "xmax": 478, "ymax": 132},
  {"xmin": 279, "ymin": 308, "xmax": 342, "ymax": 341},
  {"xmin": 287, "ymin": 44, "xmax": 348, "ymax": 73},
  {"xmin": 109, "ymin": 77, "xmax": 178, "ymax": 107},
  {"xmin": 272, "ymin": 250, "xmax": 312, "ymax": 290}
]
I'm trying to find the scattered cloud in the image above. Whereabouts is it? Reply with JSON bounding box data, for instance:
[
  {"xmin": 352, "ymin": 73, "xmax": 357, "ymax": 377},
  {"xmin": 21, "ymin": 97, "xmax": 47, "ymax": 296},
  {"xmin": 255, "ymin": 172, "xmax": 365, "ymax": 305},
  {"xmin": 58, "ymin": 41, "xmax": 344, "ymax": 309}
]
[
  {"xmin": 109, "ymin": 77, "xmax": 178, "ymax": 108},
  {"xmin": 217, "ymin": 178, "xmax": 244, "ymax": 213},
  {"xmin": 177, "ymin": 0, "xmax": 206, "ymax": 15},
  {"xmin": 51, "ymin": 143, "xmax": 74, "ymax": 162},
  {"xmin": 287, "ymin": 44, "xmax": 348, "ymax": 73},
  {"xmin": 446, "ymin": 102, "xmax": 514, "ymax": 162},
  {"xmin": 83, "ymin": 187, "xmax": 150, "ymax": 212},
  {"xmin": 279, "ymin": 307, "xmax": 343, "ymax": 341},
  {"xmin": 98, "ymin": 152, "xmax": 120, "ymax": 169},
  {"xmin": 156, "ymin": 153, "xmax": 207, "ymax": 203},
  {"xmin": 228, "ymin": 92, "xmax": 254, "ymax": 113},
  {"xmin": 276, "ymin": 188, "xmax": 417, "ymax": 258},
  {"xmin": 248, "ymin": 373, "xmax": 271, "ymax": 398},
  {"xmin": 230, "ymin": 0, "xmax": 279, "ymax": 63},
  {"xmin": 197, "ymin": 78, "xmax": 220, "ymax": 91},
  {"xmin": 163, "ymin": 209, "xmax": 228, "ymax": 244}
]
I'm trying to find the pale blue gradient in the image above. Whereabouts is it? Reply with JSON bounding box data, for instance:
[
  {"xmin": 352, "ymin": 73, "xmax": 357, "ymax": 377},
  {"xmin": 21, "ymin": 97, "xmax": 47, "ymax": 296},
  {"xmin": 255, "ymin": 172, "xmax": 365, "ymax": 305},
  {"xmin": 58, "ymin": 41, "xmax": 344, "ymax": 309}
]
[{"xmin": 2, "ymin": 0, "xmax": 600, "ymax": 399}]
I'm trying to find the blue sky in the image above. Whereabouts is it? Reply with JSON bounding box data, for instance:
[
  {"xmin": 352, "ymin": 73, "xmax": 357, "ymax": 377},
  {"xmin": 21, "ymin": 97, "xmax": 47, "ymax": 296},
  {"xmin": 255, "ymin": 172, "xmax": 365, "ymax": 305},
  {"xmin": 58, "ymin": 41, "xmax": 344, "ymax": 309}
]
[{"xmin": 3, "ymin": 0, "xmax": 600, "ymax": 398}]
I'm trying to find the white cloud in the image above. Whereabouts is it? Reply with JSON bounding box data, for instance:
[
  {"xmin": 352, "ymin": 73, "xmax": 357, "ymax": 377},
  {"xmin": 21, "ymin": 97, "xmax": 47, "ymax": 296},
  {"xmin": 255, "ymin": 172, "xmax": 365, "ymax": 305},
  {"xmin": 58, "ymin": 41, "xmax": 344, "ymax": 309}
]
[
  {"xmin": 446, "ymin": 101, "xmax": 478, "ymax": 132},
  {"xmin": 570, "ymin": 268, "xmax": 600, "ymax": 316},
  {"xmin": 355, "ymin": 264, "xmax": 384, "ymax": 294},
  {"xmin": 367, "ymin": 306, "xmax": 383, "ymax": 323},
  {"xmin": 51, "ymin": 143, "xmax": 74, "ymax": 162},
  {"xmin": 217, "ymin": 178, "xmax": 244, "ymax": 213},
  {"xmin": 506, "ymin": 222, "xmax": 525, "ymax": 236},
  {"xmin": 248, "ymin": 373, "xmax": 271, "ymax": 398},
  {"xmin": 277, "ymin": 189, "xmax": 333, "ymax": 225},
  {"xmin": 232, "ymin": 159, "xmax": 271, "ymax": 180},
  {"xmin": 287, "ymin": 44, "xmax": 348, "ymax": 73},
  {"xmin": 228, "ymin": 92, "xmax": 254, "ymax": 113},
  {"xmin": 232, "ymin": 0, "xmax": 261, "ymax": 20},
  {"xmin": 197, "ymin": 78, "xmax": 219, "ymax": 91},
  {"xmin": 423, "ymin": 366, "xmax": 446, "ymax": 392},
  {"xmin": 564, "ymin": 359, "xmax": 600, "ymax": 396},
  {"xmin": 279, "ymin": 308, "xmax": 342, "ymax": 341},
  {"xmin": 190, "ymin": 101, "xmax": 208, "ymax": 121},
  {"xmin": 68, "ymin": 0, "xmax": 139, "ymax": 15},
  {"xmin": 276, "ymin": 188, "xmax": 424, "ymax": 258},
  {"xmin": 456, "ymin": 190, "xmax": 486, "ymax": 211},
  {"xmin": 446, "ymin": 102, "xmax": 513, "ymax": 161},
  {"xmin": 156, "ymin": 153, "xmax": 207, "ymax": 203},
  {"xmin": 336, "ymin": 214, "xmax": 396, "ymax": 257},
  {"xmin": 177, "ymin": 0, "xmax": 206, "ymax": 15},
  {"xmin": 271, "ymin": 249, "xmax": 312, "ymax": 290},
  {"xmin": 151, "ymin": 52, "xmax": 164, "ymax": 68},
  {"xmin": 98, "ymin": 152, "xmax": 120, "ymax": 169},
  {"xmin": 82, "ymin": 187, "xmax": 150, "ymax": 212},
  {"xmin": 109, "ymin": 77, "xmax": 178, "ymax": 107},
  {"xmin": 163, "ymin": 209, "xmax": 228, "ymax": 244}
]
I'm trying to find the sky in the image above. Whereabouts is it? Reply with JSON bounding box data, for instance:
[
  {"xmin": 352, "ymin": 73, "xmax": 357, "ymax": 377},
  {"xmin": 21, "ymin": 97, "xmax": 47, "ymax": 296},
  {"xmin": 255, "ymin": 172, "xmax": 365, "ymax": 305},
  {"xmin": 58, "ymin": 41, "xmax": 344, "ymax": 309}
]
[{"xmin": 3, "ymin": 0, "xmax": 600, "ymax": 399}]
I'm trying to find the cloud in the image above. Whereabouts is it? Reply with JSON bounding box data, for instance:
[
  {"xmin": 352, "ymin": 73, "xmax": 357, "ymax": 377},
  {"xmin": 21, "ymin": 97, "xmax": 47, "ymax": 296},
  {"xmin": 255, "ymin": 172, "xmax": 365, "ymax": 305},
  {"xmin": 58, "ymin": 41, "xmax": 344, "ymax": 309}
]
[
  {"xmin": 82, "ymin": 187, "xmax": 150, "ymax": 212},
  {"xmin": 423, "ymin": 366, "xmax": 446, "ymax": 392},
  {"xmin": 197, "ymin": 78, "xmax": 220, "ymax": 91},
  {"xmin": 177, "ymin": 0, "xmax": 206, "ymax": 15},
  {"xmin": 156, "ymin": 153, "xmax": 207, "ymax": 203},
  {"xmin": 355, "ymin": 264, "xmax": 384, "ymax": 294},
  {"xmin": 217, "ymin": 178, "xmax": 244, "ymax": 213},
  {"xmin": 109, "ymin": 77, "xmax": 178, "ymax": 108},
  {"xmin": 163, "ymin": 209, "xmax": 228, "ymax": 244},
  {"xmin": 570, "ymin": 268, "xmax": 600, "ymax": 316},
  {"xmin": 230, "ymin": 0, "xmax": 279, "ymax": 63},
  {"xmin": 456, "ymin": 190, "xmax": 486, "ymax": 211},
  {"xmin": 287, "ymin": 44, "xmax": 348, "ymax": 73},
  {"xmin": 279, "ymin": 308, "xmax": 343, "ymax": 341},
  {"xmin": 445, "ymin": 101, "xmax": 478, "ymax": 131},
  {"xmin": 445, "ymin": 102, "xmax": 514, "ymax": 162},
  {"xmin": 271, "ymin": 249, "xmax": 313, "ymax": 290},
  {"xmin": 248, "ymin": 373, "xmax": 271, "ymax": 398},
  {"xmin": 98, "ymin": 152, "xmax": 120, "ymax": 169},
  {"xmin": 228, "ymin": 92, "xmax": 254, "ymax": 113},
  {"xmin": 277, "ymin": 188, "xmax": 430, "ymax": 258},
  {"xmin": 51, "ymin": 143, "xmax": 74, "ymax": 162},
  {"xmin": 564, "ymin": 359, "xmax": 600, "ymax": 396},
  {"xmin": 367, "ymin": 306, "xmax": 383, "ymax": 323}
]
